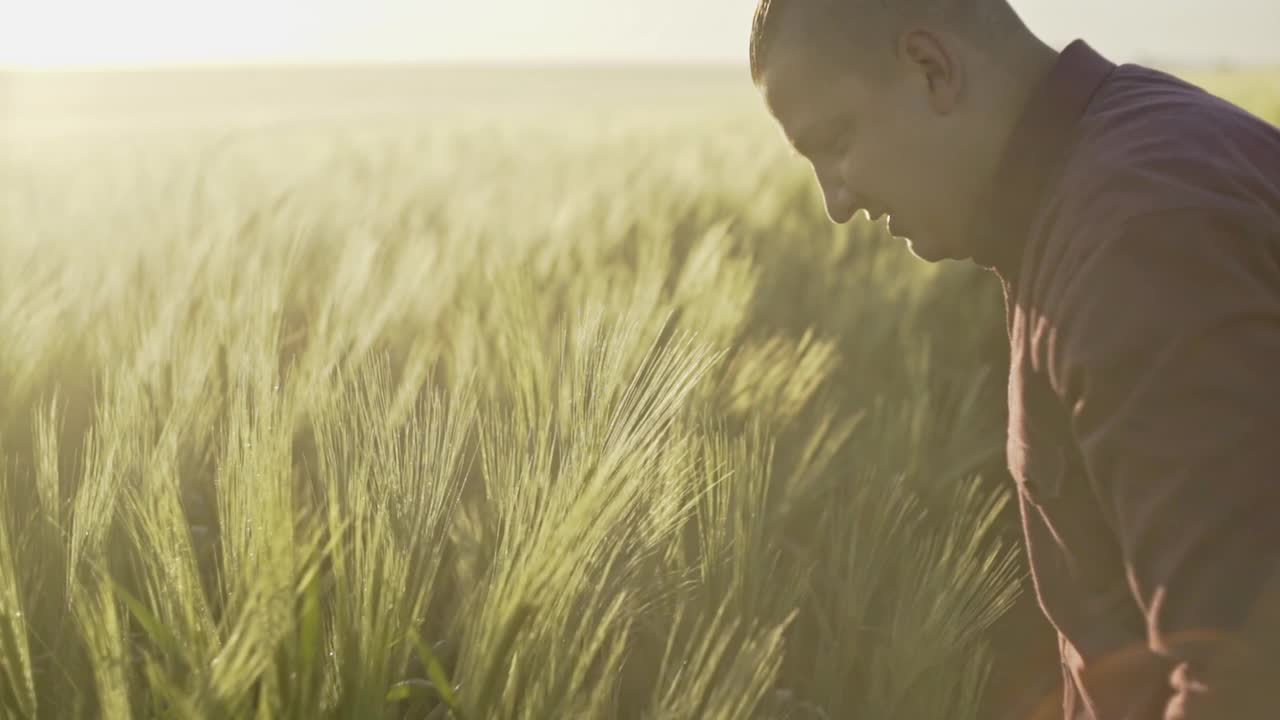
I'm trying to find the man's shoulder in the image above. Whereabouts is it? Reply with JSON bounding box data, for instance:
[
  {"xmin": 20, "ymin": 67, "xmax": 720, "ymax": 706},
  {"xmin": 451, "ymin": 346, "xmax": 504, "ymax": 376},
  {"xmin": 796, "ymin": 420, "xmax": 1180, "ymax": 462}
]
[
  {"xmin": 1027, "ymin": 65, "xmax": 1280, "ymax": 309},
  {"xmin": 1055, "ymin": 64, "xmax": 1280, "ymax": 229}
]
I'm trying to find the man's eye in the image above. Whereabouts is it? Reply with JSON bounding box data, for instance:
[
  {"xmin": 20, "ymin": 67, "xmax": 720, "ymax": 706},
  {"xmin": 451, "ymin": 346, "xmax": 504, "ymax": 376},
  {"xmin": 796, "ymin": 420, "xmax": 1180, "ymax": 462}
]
[
  {"xmin": 797, "ymin": 126, "xmax": 848, "ymax": 159},
  {"xmin": 821, "ymin": 131, "xmax": 849, "ymax": 155}
]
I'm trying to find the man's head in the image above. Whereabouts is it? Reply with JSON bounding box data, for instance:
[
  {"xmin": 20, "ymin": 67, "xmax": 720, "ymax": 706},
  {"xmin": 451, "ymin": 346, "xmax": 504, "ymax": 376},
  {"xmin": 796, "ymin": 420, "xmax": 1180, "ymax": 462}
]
[{"xmin": 751, "ymin": 0, "xmax": 1054, "ymax": 262}]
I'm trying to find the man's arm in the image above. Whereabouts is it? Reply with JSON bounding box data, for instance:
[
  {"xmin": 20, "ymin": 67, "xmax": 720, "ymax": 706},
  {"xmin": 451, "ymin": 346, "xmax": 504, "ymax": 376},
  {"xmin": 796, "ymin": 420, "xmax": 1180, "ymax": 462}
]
[{"xmin": 1046, "ymin": 208, "xmax": 1280, "ymax": 719}]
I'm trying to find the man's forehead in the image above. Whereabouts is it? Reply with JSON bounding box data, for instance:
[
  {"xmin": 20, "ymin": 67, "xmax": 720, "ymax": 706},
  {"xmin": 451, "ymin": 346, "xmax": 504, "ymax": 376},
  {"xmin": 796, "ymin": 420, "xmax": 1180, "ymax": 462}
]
[
  {"xmin": 758, "ymin": 6, "xmax": 896, "ymax": 116},
  {"xmin": 760, "ymin": 50, "xmax": 850, "ymax": 136}
]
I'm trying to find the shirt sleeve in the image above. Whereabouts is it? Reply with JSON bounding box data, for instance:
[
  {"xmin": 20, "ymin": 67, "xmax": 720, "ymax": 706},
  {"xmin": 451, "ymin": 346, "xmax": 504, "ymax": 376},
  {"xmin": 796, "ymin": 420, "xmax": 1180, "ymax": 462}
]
[{"xmin": 1045, "ymin": 207, "xmax": 1280, "ymax": 719}]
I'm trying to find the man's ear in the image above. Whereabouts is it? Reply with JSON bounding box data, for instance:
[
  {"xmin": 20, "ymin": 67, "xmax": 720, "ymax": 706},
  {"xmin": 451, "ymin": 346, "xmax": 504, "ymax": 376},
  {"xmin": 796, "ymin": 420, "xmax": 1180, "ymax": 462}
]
[{"xmin": 898, "ymin": 28, "xmax": 963, "ymax": 114}]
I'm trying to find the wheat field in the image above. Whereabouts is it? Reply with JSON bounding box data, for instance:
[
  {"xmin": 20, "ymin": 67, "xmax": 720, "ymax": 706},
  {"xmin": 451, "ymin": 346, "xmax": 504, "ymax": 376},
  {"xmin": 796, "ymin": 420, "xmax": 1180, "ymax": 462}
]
[{"xmin": 0, "ymin": 66, "xmax": 1274, "ymax": 719}]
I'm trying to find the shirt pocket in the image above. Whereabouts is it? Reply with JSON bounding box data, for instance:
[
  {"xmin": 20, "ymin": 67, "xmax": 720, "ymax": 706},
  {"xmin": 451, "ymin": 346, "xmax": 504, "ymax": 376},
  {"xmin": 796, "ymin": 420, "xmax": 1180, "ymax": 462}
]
[{"xmin": 1009, "ymin": 433, "xmax": 1069, "ymax": 506}]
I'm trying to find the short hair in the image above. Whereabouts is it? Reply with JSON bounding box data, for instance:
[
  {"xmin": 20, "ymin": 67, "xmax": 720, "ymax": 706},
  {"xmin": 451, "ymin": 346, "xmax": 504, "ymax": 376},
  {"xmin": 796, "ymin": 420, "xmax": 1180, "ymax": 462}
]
[{"xmin": 750, "ymin": 0, "xmax": 1021, "ymax": 84}]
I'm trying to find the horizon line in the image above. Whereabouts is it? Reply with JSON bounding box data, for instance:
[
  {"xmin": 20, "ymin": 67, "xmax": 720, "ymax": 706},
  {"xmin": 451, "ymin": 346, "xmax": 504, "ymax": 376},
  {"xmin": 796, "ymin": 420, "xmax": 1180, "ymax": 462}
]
[
  {"xmin": 3, "ymin": 57, "xmax": 752, "ymax": 74},
  {"xmin": 5, "ymin": 54, "xmax": 1278, "ymax": 76}
]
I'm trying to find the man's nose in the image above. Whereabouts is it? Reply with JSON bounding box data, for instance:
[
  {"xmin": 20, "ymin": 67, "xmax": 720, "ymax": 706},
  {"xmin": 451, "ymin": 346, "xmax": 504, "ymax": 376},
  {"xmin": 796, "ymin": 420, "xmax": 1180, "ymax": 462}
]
[{"xmin": 820, "ymin": 181, "xmax": 856, "ymax": 224}]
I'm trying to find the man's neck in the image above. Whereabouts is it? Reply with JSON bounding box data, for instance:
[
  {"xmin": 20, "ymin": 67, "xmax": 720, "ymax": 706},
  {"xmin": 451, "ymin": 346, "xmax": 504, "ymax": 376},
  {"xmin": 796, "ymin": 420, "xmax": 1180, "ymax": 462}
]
[
  {"xmin": 961, "ymin": 34, "xmax": 1064, "ymax": 273},
  {"xmin": 1005, "ymin": 37, "xmax": 1062, "ymax": 118},
  {"xmin": 978, "ymin": 35, "xmax": 1062, "ymax": 202}
]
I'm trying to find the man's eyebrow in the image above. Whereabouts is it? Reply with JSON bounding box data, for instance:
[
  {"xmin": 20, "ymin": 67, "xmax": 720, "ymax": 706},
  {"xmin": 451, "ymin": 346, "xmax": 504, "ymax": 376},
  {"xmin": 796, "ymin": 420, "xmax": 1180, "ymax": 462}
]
[
  {"xmin": 790, "ymin": 115, "xmax": 848, "ymax": 157},
  {"xmin": 787, "ymin": 121, "xmax": 822, "ymax": 155},
  {"xmin": 789, "ymin": 129, "xmax": 820, "ymax": 157}
]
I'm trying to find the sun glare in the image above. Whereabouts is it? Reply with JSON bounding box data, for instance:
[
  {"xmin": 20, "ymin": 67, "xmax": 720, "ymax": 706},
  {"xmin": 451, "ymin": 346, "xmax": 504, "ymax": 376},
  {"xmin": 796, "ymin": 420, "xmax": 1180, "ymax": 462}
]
[
  {"xmin": 3, "ymin": 1, "xmax": 311, "ymax": 69},
  {"xmin": 0, "ymin": 0, "xmax": 750, "ymax": 70},
  {"xmin": 2, "ymin": 0, "xmax": 1277, "ymax": 71}
]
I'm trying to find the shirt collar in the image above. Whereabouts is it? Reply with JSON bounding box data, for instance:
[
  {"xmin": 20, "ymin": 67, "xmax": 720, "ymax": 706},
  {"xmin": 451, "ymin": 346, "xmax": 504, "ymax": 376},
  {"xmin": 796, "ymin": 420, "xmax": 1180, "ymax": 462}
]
[{"xmin": 967, "ymin": 39, "xmax": 1117, "ymax": 279}]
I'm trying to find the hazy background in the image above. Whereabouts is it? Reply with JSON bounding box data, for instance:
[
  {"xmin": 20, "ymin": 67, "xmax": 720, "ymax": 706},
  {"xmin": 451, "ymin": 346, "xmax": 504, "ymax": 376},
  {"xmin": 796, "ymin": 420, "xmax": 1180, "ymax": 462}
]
[{"xmin": 5, "ymin": 0, "xmax": 1280, "ymax": 69}]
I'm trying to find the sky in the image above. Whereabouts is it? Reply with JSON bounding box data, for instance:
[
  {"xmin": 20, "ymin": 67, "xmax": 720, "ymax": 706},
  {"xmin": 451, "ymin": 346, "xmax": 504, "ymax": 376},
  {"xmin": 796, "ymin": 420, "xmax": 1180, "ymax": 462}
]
[{"xmin": 3, "ymin": 0, "xmax": 1279, "ymax": 70}]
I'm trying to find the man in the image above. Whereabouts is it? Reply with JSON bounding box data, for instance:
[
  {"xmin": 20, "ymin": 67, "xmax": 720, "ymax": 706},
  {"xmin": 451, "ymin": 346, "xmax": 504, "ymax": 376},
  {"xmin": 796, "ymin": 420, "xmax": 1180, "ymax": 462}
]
[{"xmin": 748, "ymin": 1, "xmax": 1280, "ymax": 719}]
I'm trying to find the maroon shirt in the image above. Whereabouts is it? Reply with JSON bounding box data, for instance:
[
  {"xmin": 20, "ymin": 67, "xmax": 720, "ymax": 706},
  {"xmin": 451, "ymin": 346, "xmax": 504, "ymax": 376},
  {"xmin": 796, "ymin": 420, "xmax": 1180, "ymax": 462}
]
[{"xmin": 968, "ymin": 40, "xmax": 1280, "ymax": 719}]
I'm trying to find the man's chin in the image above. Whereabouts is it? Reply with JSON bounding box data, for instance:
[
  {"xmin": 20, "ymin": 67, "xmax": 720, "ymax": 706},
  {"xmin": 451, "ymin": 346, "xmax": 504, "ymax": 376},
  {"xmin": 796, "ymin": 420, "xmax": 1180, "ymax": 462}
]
[
  {"xmin": 902, "ymin": 235, "xmax": 955, "ymax": 263},
  {"xmin": 886, "ymin": 219, "xmax": 957, "ymax": 263}
]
